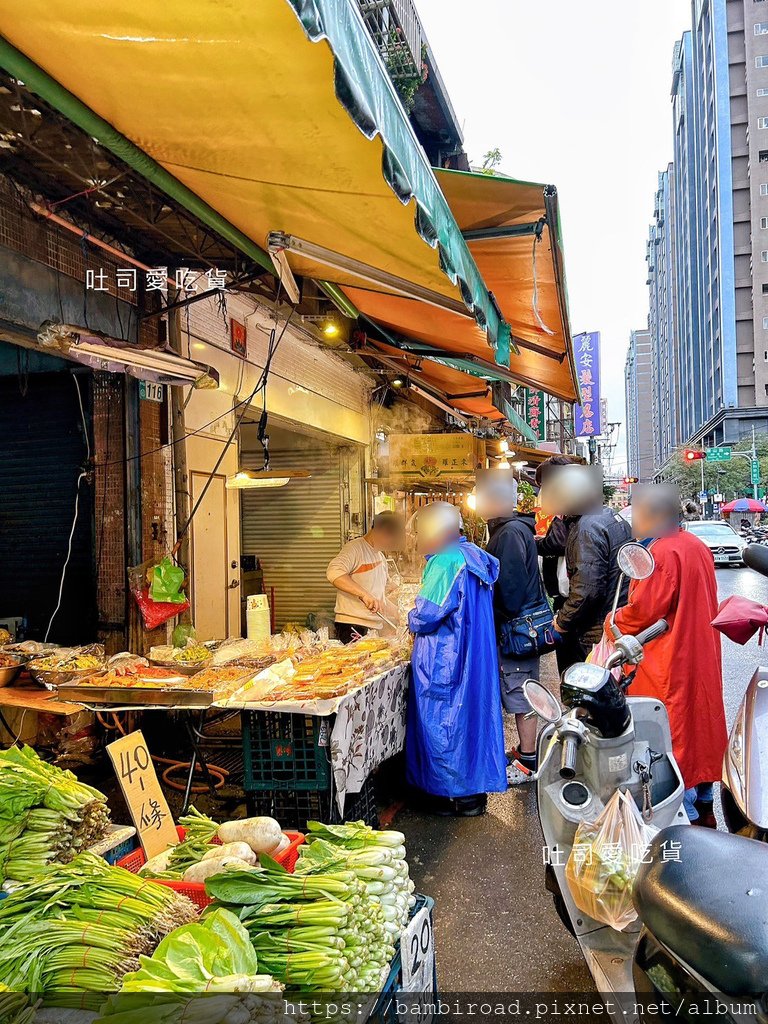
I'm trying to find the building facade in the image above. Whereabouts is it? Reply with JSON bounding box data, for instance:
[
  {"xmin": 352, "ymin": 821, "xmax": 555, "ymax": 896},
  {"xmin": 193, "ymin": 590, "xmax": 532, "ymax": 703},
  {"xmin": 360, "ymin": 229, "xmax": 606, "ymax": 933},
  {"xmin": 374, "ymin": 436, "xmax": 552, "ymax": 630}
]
[
  {"xmin": 647, "ymin": 0, "xmax": 768, "ymax": 474},
  {"xmin": 625, "ymin": 329, "xmax": 655, "ymax": 480},
  {"xmin": 647, "ymin": 165, "xmax": 679, "ymax": 470}
]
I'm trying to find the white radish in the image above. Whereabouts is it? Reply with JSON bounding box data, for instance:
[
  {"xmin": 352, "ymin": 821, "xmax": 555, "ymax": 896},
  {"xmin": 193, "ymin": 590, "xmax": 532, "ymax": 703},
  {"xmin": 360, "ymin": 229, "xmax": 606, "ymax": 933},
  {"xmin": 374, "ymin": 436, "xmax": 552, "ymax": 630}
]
[
  {"xmin": 138, "ymin": 847, "xmax": 174, "ymax": 876},
  {"xmin": 202, "ymin": 842, "xmax": 257, "ymax": 866},
  {"xmin": 182, "ymin": 855, "xmax": 257, "ymax": 883},
  {"xmin": 217, "ymin": 816, "xmax": 283, "ymax": 853},
  {"xmin": 271, "ymin": 834, "xmax": 291, "ymax": 855}
]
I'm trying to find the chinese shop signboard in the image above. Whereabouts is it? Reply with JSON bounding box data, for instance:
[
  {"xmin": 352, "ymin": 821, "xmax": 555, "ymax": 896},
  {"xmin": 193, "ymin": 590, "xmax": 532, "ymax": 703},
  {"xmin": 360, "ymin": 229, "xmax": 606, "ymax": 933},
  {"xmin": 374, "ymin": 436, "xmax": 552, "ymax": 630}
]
[
  {"xmin": 522, "ymin": 389, "xmax": 546, "ymax": 442},
  {"xmin": 573, "ymin": 331, "xmax": 602, "ymax": 437},
  {"xmin": 388, "ymin": 433, "xmax": 482, "ymax": 482}
]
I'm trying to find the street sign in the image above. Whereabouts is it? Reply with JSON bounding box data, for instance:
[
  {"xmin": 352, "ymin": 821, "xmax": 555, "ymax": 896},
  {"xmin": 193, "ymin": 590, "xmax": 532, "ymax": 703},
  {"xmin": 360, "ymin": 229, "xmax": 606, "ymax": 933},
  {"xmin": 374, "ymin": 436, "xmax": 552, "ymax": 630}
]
[
  {"xmin": 713, "ymin": 493, "xmax": 724, "ymax": 503},
  {"xmin": 705, "ymin": 447, "xmax": 731, "ymax": 463},
  {"xmin": 752, "ymin": 460, "xmax": 761, "ymax": 486},
  {"xmin": 139, "ymin": 381, "xmax": 164, "ymax": 403},
  {"xmin": 698, "ymin": 490, "xmax": 708, "ymax": 501}
]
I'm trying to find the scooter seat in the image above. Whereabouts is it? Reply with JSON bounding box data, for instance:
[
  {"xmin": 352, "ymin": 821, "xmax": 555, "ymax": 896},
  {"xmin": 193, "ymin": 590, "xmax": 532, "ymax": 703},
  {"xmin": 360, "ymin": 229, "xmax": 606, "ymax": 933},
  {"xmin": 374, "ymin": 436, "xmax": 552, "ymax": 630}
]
[{"xmin": 634, "ymin": 826, "xmax": 768, "ymax": 994}]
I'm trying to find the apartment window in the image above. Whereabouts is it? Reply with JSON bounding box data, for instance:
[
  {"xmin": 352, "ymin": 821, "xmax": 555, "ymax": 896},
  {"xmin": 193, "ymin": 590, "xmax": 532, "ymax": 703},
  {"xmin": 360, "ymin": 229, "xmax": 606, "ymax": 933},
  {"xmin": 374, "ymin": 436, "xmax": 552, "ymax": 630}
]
[
  {"xmin": 760, "ymin": 117, "xmax": 768, "ymax": 129},
  {"xmin": 759, "ymin": 88, "xmax": 768, "ymax": 96},
  {"xmin": 757, "ymin": 22, "xmax": 768, "ymax": 32},
  {"xmin": 762, "ymin": 183, "xmax": 768, "ymax": 194},
  {"xmin": 761, "ymin": 151, "xmax": 768, "ymax": 162},
  {"xmin": 763, "ymin": 317, "xmax": 768, "ymax": 329},
  {"xmin": 764, "ymin": 283, "xmax": 768, "ymax": 293},
  {"xmin": 761, "ymin": 250, "xmax": 768, "ymax": 261},
  {"xmin": 757, "ymin": 55, "xmax": 768, "ymax": 67},
  {"xmin": 763, "ymin": 217, "xmax": 768, "ymax": 228}
]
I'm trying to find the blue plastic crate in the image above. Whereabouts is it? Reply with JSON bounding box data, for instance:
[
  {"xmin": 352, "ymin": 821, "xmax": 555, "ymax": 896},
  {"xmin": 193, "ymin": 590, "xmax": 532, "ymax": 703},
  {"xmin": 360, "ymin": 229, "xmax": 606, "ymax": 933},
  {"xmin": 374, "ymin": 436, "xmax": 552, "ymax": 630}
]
[{"xmin": 370, "ymin": 894, "xmax": 436, "ymax": 1024}]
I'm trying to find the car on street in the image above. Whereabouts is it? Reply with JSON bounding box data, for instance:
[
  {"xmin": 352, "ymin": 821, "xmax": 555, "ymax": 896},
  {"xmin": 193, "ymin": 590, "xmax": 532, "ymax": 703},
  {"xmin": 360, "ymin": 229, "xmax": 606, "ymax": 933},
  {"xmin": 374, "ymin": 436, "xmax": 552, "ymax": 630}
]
[{"xmin": 681, "ymin": 519, "xmax": 748, "ymax": 566}]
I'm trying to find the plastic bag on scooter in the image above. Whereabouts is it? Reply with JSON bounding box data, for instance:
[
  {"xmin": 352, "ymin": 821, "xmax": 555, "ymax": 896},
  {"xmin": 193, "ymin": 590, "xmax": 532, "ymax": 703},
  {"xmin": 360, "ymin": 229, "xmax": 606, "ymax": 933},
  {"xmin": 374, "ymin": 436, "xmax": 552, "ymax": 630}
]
[
  {"xmin": 565, "ymin": 788, "xmax": 658, "ymax": 931},
  {"xmin": 586, "ymin": 635, "xmax": 623, "ymax": 683}
]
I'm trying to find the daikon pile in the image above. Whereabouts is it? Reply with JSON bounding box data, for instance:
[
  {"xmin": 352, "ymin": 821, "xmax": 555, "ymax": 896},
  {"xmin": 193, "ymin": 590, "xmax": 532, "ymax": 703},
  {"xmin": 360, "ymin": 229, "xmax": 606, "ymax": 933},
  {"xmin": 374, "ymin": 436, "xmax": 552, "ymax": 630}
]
[
  {"xmin": 0, "ymin": 745, "xmax": 110, "ymax": 883},
  {"xmin": 139, "ymin": 807, "xmax": 287, "ymax": 883},
  {"xmin": 206, "ymin": 856, "xmax": 395, "ymax": 993},
  {"xmin": 297, "ymin": 821, "xmax": 415, "ymax": 934}
]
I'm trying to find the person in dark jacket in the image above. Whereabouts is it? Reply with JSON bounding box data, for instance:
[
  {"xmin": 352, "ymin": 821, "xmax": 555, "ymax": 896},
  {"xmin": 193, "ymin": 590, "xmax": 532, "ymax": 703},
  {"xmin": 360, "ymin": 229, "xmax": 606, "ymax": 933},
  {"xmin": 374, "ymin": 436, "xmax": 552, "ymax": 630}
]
[
  {"xmin": 479, "ymin": 471, "xmax": 545, "ymax": 784},
  {"xmin": 553, "ymin": 507, "xmax": 632, "ymax": 667},
  {"xmin": 534, "ymin": 457, "xmax": 579, "ymax": 611}
]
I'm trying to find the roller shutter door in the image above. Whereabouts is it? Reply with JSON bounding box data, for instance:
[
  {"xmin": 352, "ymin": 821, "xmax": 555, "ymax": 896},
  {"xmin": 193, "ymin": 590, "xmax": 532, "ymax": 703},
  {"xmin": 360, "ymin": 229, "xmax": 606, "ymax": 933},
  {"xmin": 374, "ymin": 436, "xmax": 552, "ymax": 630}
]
[
  {"xmin": 0, "ymin": 371, "xmax": 96, "ymax": 643},
  {"xmin": 241, "ymin": 444, "xmax": 342, "ymax": 630}
]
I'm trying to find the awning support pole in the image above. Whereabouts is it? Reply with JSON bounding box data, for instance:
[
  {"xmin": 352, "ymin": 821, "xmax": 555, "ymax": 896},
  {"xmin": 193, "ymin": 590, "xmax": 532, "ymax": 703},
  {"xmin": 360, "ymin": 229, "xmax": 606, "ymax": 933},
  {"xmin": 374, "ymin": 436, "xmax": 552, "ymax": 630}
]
[{"xmin": 462, "ymin": 220, "xmax": 544, "ymax": 242}]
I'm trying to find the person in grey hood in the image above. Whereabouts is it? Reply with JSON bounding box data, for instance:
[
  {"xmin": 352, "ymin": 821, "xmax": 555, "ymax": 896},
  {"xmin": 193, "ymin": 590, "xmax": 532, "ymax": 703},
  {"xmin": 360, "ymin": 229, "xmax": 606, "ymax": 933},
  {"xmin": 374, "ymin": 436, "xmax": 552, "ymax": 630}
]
[{"xmin": 479, "ymin": 470, "xmax": 547, "ymax": 784}]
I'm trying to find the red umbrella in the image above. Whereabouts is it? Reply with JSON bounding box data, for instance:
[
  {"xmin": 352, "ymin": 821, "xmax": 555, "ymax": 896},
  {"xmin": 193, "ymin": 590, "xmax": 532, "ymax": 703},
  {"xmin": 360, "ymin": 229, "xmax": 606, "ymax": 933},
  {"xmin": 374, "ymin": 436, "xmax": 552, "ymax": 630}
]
[{"xmin": 720, "ymin": 498, "xmax": 768, "ymax": 513}]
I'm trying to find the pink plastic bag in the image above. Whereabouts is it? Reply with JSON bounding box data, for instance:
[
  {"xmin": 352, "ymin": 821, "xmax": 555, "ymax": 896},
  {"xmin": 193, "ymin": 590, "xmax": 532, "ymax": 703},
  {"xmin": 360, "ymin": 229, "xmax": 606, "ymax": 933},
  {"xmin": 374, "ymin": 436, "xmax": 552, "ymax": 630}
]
[{"xmin": 587, "ymin": 635, "xmax": 622, "ymax": 682}]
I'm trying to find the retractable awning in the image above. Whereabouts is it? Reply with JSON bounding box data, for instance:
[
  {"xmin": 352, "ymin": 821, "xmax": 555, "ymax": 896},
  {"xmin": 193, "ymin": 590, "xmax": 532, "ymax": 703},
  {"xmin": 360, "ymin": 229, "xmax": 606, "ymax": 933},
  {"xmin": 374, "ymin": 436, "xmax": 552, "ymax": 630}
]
[
  {"xmin": 342, "ymin": 170, "xmax": 579, "ymax": 401},
  {"xmin": 0, "ymin": 0, "xmax": 510, "ymax": 361},
  {"xmin": 365, "ymin": 340, "xmax": 506, "ymax": 423}
]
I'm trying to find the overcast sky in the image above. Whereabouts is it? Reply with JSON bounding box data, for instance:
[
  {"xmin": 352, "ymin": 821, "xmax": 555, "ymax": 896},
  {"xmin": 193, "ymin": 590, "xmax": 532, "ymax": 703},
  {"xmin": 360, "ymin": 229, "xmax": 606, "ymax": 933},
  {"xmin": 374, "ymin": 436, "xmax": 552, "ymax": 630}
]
[{"xmin": 416, "ymin": 0, "xmax": 692, "ymax": 471}]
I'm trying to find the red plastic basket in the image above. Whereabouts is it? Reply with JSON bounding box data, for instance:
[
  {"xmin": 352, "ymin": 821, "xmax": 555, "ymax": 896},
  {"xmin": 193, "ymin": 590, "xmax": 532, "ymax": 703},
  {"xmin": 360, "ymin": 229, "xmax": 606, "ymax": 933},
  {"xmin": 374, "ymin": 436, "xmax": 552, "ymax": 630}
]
[{"xmin": 116, "ymin": 826, "xmax": 305, "ymax": 910}]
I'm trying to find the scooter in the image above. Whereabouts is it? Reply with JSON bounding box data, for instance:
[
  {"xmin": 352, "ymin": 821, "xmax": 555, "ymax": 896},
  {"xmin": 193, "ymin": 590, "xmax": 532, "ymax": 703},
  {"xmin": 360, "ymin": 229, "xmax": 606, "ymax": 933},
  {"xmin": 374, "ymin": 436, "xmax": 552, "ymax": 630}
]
[
  {"xmin": 527, "ymin": 542, "xmax": 768, "ymax": 1022},
  {"xmin": 721, "ymin": 542, "xmax": 768, "ymax": 840}
]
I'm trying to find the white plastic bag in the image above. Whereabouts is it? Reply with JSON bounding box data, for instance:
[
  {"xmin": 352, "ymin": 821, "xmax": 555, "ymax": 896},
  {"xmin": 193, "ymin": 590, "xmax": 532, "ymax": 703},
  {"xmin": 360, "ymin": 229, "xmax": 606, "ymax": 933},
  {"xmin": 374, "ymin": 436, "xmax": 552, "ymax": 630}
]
[{"xmin": 565, "ymin": 789, "xmax": 658, "ymax": 931}]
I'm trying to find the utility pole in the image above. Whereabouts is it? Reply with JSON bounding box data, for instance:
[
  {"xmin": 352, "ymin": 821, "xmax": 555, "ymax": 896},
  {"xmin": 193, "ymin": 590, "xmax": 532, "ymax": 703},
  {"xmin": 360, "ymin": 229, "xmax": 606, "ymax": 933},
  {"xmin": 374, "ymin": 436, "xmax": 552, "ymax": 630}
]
[{"xmin": 752, "ymin": 425, "xmax": 759, "ymax": 501}]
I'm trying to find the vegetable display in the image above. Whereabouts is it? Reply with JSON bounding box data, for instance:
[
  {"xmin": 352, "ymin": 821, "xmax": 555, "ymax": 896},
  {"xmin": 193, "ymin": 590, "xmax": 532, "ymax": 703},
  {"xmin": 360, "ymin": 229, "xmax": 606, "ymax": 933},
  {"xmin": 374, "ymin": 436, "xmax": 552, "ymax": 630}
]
[
  {"xmin": 0, "ymin": 745, "xmax": 110, "ymax": 882},
  {"xmin": 206, "ymin": 856, "xmax": 395, "ymax": 993},
  {"xmin": 297, "ymin": 822, "xmax": 415, "ymax": 935},
  {"xmin": 0, "ymin": 853, "xmax": 198, "ymax": 1007},
  {"xmin": 139, "ymin": 808, "xmax": 287, "ymax": 883}
]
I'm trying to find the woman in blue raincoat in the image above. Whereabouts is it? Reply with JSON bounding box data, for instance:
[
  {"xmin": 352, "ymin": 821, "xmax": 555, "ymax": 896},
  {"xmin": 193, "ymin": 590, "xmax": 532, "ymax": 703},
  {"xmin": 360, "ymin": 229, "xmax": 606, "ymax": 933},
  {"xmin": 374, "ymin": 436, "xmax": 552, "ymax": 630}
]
[{"xmin": 406, "ymin": 502, "xmax": 508, "ymax": 816}]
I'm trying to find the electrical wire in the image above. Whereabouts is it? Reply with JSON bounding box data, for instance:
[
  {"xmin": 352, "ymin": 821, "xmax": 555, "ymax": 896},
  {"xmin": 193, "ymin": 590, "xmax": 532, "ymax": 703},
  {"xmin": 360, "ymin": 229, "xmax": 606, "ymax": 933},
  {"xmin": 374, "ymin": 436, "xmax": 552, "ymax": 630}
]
[{"xmin": 45, "ymin": 373, "xmax": 91, "ymax": 642}]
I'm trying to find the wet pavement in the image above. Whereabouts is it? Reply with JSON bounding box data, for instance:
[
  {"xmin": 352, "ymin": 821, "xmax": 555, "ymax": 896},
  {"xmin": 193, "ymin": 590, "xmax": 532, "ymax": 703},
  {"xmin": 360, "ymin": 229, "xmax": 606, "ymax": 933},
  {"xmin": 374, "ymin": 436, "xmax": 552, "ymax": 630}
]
[{"xmin": 393, "ymin": 564, "xmax": 768, "ymax": 992}]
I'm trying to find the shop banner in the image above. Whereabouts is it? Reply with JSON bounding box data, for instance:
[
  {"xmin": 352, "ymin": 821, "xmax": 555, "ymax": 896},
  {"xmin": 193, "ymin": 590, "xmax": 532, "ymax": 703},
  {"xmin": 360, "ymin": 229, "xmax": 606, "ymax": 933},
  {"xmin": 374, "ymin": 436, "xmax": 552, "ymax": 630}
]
[
  {"xmin": 522, "ymin": 389, "xmax": 546, "ymax": 441},
  {"xmin": 388, "ymin": 433, "xmax": 481, "ymax": 481},
  {"xmin": 573, "ymin": 331, "xmax": 602, "ymax": 437}
]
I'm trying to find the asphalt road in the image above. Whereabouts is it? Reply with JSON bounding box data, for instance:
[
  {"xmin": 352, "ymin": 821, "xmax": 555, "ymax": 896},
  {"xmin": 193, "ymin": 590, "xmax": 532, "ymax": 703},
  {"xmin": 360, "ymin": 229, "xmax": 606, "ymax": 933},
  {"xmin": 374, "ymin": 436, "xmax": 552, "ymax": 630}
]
[{"xmin": 395, "ymin": 564, "xmax": 768, "ymax": 993}]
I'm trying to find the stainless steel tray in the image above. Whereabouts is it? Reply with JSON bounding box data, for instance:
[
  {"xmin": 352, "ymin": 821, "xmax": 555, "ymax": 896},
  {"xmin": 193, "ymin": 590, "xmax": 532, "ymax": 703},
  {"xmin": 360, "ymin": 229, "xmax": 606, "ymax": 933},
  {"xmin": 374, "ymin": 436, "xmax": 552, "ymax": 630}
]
[{"xmin": 57, "ymin": 683, "xmax": 215, "ymax": 707}]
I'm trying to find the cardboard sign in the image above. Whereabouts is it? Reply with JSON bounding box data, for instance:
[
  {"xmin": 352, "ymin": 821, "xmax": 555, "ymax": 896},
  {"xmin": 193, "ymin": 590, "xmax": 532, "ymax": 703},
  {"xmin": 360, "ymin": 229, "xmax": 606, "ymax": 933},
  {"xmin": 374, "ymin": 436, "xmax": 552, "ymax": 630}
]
[
  {"xmin": 400, "ymin": 906, "xmax": 435, "ymax": 994},
  {"xmin": 107, "ymin": 730, "xmax": 177, "ymax": 858}
]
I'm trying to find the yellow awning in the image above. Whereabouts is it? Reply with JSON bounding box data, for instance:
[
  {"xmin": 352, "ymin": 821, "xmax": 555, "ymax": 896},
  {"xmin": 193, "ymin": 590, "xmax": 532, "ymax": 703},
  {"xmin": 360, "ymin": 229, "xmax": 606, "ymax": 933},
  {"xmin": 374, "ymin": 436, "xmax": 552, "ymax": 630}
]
[
  {"xmin": 0, "ymin": 0, "xmax": 510, "ymax": 356},
  {"xmin": 344, "ymin": 170, "xmax": 578, "ymax": 401}
]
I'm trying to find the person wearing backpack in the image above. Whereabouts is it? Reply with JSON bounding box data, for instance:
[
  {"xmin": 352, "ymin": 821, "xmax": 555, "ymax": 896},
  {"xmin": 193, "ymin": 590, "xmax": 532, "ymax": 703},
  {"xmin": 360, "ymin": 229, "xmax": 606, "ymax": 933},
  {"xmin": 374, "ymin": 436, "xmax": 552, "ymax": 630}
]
[{"xmin": 480, "ymin": 470, "xmax": 552, "ymax": 785}]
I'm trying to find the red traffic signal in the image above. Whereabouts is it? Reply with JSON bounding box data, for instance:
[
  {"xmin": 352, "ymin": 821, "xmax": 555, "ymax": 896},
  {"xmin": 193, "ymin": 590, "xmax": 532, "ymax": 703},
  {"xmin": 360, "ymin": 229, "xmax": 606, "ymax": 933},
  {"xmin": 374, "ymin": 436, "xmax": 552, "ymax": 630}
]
[
  {"xmin": 623, "ymin": 476, "xmax": 639, "ymax": 484},
  {"xmin": 684, "ymin": 449, "xmax": 705, "ymax": 462}
]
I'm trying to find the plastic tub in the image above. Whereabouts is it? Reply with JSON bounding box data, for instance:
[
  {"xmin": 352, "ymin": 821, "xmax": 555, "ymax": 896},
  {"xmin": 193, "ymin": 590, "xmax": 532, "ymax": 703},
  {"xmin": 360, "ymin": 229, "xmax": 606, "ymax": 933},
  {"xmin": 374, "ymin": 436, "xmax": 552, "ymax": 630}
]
[{"xmin": 116, "ymin": 826, "xmax": 304, "ymax": 911}]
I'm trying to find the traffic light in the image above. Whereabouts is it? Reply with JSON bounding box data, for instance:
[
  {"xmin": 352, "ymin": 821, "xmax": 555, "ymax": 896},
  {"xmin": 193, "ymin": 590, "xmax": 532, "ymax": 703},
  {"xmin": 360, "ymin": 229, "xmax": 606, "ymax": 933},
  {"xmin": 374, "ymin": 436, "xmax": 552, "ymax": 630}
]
[
  {"xmin": 684, "ymin": 449, "xmax": 705, "ymax": 462},
  {"xmin": 623, "ymin": 477, "xmax": 639, "ymax": 484}
]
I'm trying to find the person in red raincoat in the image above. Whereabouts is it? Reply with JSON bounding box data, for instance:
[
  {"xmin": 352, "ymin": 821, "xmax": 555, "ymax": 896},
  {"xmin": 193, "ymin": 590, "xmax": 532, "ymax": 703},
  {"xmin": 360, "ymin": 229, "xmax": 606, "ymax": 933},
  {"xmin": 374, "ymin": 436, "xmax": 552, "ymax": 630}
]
[{"xmin": 607, "ymin": 487, "xmax": 727, "ymax": 827}]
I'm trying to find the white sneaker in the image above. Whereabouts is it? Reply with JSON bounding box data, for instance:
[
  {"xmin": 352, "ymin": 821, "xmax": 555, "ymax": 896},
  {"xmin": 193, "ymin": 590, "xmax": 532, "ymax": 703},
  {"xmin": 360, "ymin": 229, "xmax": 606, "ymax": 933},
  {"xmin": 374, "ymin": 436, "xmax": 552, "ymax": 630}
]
[{"xmin": 506, "ymin": 759, "xmax": 535, "ymax": 786}]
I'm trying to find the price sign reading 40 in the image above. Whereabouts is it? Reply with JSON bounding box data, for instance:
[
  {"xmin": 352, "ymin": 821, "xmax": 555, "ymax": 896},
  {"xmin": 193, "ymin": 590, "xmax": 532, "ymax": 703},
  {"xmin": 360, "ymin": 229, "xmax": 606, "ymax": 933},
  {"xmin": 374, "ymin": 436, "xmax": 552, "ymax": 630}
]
[{"xmin": 107, "ymin": 730, "xmax": 178, "ymax": 858}]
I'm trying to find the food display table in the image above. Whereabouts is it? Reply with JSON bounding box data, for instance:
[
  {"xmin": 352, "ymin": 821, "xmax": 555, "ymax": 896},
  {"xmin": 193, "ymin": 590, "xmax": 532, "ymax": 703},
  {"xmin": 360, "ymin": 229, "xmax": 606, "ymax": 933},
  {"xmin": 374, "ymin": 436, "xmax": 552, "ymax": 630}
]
[{"xmin": 226, "ymin": 662, "xmax": 409, "ymax": 814}]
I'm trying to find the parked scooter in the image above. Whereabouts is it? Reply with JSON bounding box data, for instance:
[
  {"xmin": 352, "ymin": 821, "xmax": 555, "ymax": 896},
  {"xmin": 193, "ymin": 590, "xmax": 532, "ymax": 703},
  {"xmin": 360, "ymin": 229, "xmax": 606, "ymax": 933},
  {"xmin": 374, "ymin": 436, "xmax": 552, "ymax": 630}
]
[
  {"xmin": 721, "ymin": 542, "xmax": 768, "ymax": 839},
  {"xmin": 527, "ymin": 541, "xmax": 768, "ymax": 1022}
]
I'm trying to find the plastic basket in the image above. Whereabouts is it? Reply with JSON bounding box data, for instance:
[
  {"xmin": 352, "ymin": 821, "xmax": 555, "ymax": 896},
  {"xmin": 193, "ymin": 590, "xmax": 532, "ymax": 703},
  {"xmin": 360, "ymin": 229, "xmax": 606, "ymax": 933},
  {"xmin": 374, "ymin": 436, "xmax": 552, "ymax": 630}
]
[
  {"xmin": 88, "ymin": 825, "xmax": 138, "ymax": 866},
  {"xmin": 116, "ymin": 825, "xmax": 305, "ymax": 911},
  {"xmin": 243, "ymin": 711, "xmax": 332, "ymax": 792},
  {"xmin": 246, "ymin": 774, "xmax": 379, "ymax": 830}
]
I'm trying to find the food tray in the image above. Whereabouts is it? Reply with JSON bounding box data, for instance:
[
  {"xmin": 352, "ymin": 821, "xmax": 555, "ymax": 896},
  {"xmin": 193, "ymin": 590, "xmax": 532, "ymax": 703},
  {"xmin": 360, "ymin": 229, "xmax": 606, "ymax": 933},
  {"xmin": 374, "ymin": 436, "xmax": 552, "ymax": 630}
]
[
  {"xmin": 57, "ymin": 681, "xmax": 215, "ymax": 706},
  {"xmin": 28, "ymin": 665, "xmax": 105, "ymax": 688},
  {"xmin": 116, "ymin": 825, "xmax": 305, "ymax": 910},
  {"xmin": 0, "ymin": 657, "xmax": 23, "ymax": 688},
  {"xmin": 149, "ymin": 657, "xmax": 211, "ymax": 677}
]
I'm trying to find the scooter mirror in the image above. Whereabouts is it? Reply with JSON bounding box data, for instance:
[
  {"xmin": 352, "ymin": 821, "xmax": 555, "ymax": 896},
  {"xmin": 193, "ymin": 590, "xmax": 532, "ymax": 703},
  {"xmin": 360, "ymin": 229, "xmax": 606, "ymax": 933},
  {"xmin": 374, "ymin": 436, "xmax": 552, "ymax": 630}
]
[
  {"xmin": 523, "ymin": 680, "xmax": 562, "ymax": 723},
  {"xmin": 616, "ymin": 542, "xmax": 655, "ymax": 581}
]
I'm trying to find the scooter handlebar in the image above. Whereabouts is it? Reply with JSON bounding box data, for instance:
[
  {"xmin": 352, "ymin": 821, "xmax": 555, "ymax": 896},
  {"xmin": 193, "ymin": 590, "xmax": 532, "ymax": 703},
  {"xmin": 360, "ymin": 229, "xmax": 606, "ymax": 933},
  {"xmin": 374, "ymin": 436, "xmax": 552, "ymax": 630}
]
[
  {"xmin": 560, "ymin": 736, "xmax": 579, "ymax": 779},
  {"xmin": 634, "ymin": 619, "xmax": 669, "ymax": 647}
]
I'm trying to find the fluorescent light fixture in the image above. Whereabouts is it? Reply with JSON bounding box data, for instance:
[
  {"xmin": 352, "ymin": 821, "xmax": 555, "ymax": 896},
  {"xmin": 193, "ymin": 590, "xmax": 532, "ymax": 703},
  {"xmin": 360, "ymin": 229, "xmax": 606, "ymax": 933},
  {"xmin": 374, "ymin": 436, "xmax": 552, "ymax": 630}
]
[
  {"xmin": 269, "ymin": 246, "xmax": 301, "ymax": 305},
  {"xmin": 268, "ymin": 232, "xmax": 471, "ymax": 319},
  {"xmin": 322, "ymin": 321, "xmax": 340, "ymax": 338},
  {"xmin": 37, "ymin": 322, "xmax": 219, "ymax": 388},
  {"xmin": 225, "ymin": 469, "xmax": 311, "ymax": 490}
]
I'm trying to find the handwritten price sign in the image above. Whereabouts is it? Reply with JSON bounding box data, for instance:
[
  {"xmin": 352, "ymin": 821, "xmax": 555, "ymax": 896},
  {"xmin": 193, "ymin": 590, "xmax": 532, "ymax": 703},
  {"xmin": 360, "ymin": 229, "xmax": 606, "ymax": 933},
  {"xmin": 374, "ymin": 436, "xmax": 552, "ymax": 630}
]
[{"xmin": 107, "ymin": 730, "xmax": 177, "ymax": 858}]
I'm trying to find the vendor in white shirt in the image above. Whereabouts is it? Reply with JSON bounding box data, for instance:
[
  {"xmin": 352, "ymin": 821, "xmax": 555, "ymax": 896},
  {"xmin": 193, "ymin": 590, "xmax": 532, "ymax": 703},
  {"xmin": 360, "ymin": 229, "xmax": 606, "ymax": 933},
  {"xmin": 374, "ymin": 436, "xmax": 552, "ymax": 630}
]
[{"xmin": 326, "ymin": 512, "xmax": 405, "ymax": 643}]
